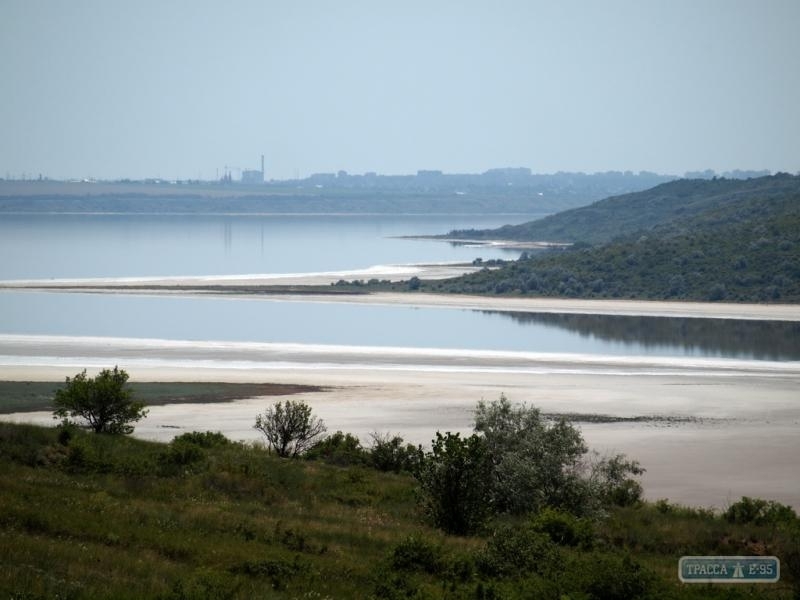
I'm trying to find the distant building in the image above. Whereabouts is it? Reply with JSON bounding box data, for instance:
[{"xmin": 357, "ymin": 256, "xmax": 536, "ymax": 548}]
[
  {"xmin": 241, "ymin": 169, "xmax": 263, "ymax": 184},
  {"xmin": 241, "ymin": 154, "xmax": 265, "ymax": 184}
]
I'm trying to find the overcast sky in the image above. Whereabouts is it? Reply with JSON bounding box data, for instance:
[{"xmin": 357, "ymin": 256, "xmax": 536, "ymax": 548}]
[{"xmin": 1, "ymin": 1, "xmax": 798, "ymax": 181}]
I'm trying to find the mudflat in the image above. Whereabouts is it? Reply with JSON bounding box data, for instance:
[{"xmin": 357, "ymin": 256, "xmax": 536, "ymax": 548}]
[{"xmin": 1, "ymin": 333, "xmax": 798, "ymax": 510}]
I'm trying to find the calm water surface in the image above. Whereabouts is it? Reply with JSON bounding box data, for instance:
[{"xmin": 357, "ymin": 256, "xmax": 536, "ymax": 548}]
[
  {"xmin": 1, "ymin": 291, "xmax": 797, "ymax": 361},
  {"xmin": 0, "ymin": 214, "xmax": 526, "ymax": 279},
  {"xmin": 2, "ymin": 213, "xmax": 797, "ymax": 361}
]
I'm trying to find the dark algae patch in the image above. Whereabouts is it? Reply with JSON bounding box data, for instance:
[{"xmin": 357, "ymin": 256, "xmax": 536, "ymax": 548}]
[{"xmin": 0, "ymin": 381, "xmax": 324, "ymax": 414}]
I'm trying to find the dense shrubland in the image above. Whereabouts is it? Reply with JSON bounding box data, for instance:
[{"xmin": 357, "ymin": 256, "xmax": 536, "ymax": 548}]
[{"xmin": 429, "ymin": 174, "xmax": 800, "ymax": 302}]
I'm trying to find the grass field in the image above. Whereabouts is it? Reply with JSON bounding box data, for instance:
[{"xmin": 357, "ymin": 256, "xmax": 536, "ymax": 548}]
[{"xmin": 1, "ymin": 421, "xmax": 798, "ymax": 599}]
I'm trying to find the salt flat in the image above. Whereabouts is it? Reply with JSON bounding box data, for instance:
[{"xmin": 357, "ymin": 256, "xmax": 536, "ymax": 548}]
[{"xmin": 1, "ymin": 333, "xmax": 798, "ymax": 510}]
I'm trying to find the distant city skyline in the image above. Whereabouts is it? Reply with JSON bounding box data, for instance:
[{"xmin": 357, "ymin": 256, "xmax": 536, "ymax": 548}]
[
  {"xmin": 1, "ymin": 1, "xmax": 799, "ymax": 181},
  {"xmin": 0, "ymin": 165, "xmax": 779, "ymax": 185}
]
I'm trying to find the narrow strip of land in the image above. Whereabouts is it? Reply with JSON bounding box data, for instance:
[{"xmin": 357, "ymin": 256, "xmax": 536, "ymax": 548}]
[
  {"xmin": 3, "ymin": 271, "xmax": 799, "ymax": 320},
  {"xmin": 294, "ymin": 292, "xmax": 800, "ymax": 321}
]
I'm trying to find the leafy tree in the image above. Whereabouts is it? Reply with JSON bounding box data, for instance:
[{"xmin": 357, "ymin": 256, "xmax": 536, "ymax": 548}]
[
  {"xmin": 474, "ymin": 395, "xmax": 588, "ymax": 514},
  {"xmin": 415, "ymin": 397, "xmax": 646, "ymax": 535},
  {"xmin": 52, "ymin": 366, "xmax": 147, "ymax": 434},
  {"xmin": 414, "ymin": 431, "xmax": 493, "ymax": 535},
  {"xmin": 253, "ymin": 400, "xmax": 326, "ymax": 458},
  {"xmin": 587, "ymin": 452, "xmax": 645, "ymax": 508}
]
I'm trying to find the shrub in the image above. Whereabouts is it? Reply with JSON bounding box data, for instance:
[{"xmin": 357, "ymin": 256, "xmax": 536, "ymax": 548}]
[
  {"xmin": 390, "ymin": 536, "xmax": 443, "ymax": 574},
  {"xmin": 159, "ymin": 441, "xmax": 206, "ymax": 470},
  {"xmin": 531, "ymin": 507, "xmax": 595, "ymax": 548},
  {"xmin": 475, "ymin": 524, "xmax": 560, "ymax": 578},
  {"xmin": 577, "ymin": 552, "xmax": 653, "ymax": 600},
  {"xmin": 414, "ymin": 432, "xmax": 493, "ymax": 535},
  {"xmin": 587, "ymin": 453, "xmax": 645, "ymax": 508},
  {"xmin": 369, "ymin": 432, "xmax": 423, "ymax": 473},
  {"xmin": 304, "ymin": 431, "xmax": 367, "ymax": 466},
  {"xmin": 253, "ymin": 400, "xmax": 326, "ymax": 458},
  {"xmin": 723, "ymin": 496, "xmax": 797, "ymax": 526},
  {"xmin": 172, "ymin": 431, "xmax": 231, "ymax": 448}
]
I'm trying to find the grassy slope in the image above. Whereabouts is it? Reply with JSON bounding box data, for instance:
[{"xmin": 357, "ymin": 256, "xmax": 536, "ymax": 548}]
[{"xmin": 1, "ymin": 422, "xmax": 797, "ymax": 599}]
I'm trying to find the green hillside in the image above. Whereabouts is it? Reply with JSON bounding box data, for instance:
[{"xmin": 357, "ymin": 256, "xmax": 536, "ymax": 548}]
[
  {"xmin": 2, "ymin": 421, "xmax": 799, "ymax": 599},
  {"xmin": 430, "ymin": 175, "xmax": 800, "ymax": 302},
  {"xmin": 448, "ymin": 174, "xmax": 800, "ymax": 245}
]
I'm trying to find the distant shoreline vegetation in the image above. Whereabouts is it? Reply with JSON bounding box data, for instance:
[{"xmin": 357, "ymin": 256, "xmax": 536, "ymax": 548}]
[{"xmin": 422, "ymin": 174, "xmax": 800, "ymax": 303}]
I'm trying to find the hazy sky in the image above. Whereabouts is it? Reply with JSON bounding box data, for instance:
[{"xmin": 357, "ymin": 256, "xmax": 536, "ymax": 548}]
[{"xmin": 1, "ymin": 0, "xmax": 798, "ymax": 181}]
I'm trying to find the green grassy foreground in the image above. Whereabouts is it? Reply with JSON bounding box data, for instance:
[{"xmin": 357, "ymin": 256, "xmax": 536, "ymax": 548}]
[{"xmin": 1, "ymin": 422, "xmax": 798, "ymax": 599}]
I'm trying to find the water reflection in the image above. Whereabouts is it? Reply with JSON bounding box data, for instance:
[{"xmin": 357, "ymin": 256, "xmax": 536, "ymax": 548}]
[{"xmin": 485, "ymin": 311, "xmax": 800, "ymax": 361}]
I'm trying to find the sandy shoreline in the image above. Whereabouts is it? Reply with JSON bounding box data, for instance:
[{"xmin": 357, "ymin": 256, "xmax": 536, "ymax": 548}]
[
  {"xmin": 292, "ymin": 292, "xmax": 800, "ymax": 321},
  {"xmin": 1, "ymin": 334, "xmax": 798, "ymax": 509},
  {"xmin": 0, "ymin": 263, "xmax": 480, "ymax": 289},
  {"xmin": 3, "ymin": 275, "xmax": 799, "ymax": 320}
]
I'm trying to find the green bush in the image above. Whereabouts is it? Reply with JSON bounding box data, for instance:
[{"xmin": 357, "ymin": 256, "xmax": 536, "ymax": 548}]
[
  {"xmin": 390, "ymin": 536, "xmax": 443, "ymax": 574},
  {"xmin": 475, "ymin": 524, "xmax": 560, "ymax": 578},
  {"xmin": 304, "ymin": 431, "xmax": 367, "ymax": 466},
  {"xmin": 574, "ymin": 552, "xmax": 653, "ymax": 600},
  {"xmin": 588, "ymin": 453, "xmax": 645, "ymax": 508},
  {"xmin": 172, "ymin": 431, "xmax": 231, "ymax": 448},
  {"xmin": 723, "ymin": 496, "xmax": 797, "ymax": 526},
  {"xmin": 159, "ymin": 441, "xmax": 206, "ymax": 471},
  {"xmin": 369, "ymin": 432, "xmax": 423, "ymax": 473},
  {"xmin": 531, "ymin": 507, "xmax": 595, "ymax": 548}
]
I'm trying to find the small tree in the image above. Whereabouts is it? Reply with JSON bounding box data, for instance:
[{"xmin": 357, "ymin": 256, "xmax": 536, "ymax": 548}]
[
  {"xmin": 53, "ymin": 366, "xmax": 147, "ymax": 434},
  {"xmin": 254, "ymin": 400, "xmax": 326, "ymax": 458},
  {"xmin": 415, "ymin": 431, "xmax": 493, "ymax": 535},
  {"xmin": 586, "ymin": 452, "xmax": 645, "ymax": 508},
  {"xmin": 474, "ymin": 395, "xmax": 588, "ymax": 514}
]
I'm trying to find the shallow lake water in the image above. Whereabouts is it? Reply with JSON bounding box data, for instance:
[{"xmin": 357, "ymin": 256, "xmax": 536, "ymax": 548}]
[
  {"xmin": 1, "ymin": 291, "xmax": 797, "ymax": 361},
  {"xmin": 2, "ymin": 212, "xmax": 798, "ymax": 361},
  {"xmin": 0, "ymin": 213, "xmax": 526, "ymax": 280}
]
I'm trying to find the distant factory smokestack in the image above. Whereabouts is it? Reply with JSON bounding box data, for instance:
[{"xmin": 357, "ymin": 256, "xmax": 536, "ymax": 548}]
[{"xmin": 241, "ymin": 154, "xmax": 265, "ymax": 184}]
